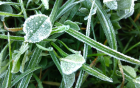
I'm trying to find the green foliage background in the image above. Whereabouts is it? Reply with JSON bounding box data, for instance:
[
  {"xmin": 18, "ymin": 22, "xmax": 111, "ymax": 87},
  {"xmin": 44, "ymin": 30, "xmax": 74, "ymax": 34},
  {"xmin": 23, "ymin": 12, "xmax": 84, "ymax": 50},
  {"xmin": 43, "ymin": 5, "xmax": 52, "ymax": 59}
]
[{"xmin": 0, "ymin": 0, "xmax": 140, "ymax": 88}]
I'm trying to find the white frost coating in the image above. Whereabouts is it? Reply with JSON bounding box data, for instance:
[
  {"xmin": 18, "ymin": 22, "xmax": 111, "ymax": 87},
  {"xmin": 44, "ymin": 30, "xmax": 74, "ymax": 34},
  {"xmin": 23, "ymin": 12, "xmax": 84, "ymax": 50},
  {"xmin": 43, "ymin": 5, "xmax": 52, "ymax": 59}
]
[
  {"xmin": 117, "ymin": 0, "xmax": 135, "ymax": 19},
  {"xmin": 41, "ymin": 0, "xmax": 49, "ymax": 10},
  {"xmin": 60, "ymin": 54, "xmax": 85, "ymax": 75},
  {"xmin": 104, "ymin": 1, "xmax": 117, "ymax": 10},
  {"xmin": 63, "ymin": 73, "xmax": 75, "ymax": 88},
  {"xmin": 84, "ymin": 65, "xmax": 113, "ymax": 82},
  {"xmin": 103, "ymin": 0, "xmax": 114, "ymax": 3},
  {"xmin": 23, "ymin": 14, "xmax": 52, "ymax": 43}
]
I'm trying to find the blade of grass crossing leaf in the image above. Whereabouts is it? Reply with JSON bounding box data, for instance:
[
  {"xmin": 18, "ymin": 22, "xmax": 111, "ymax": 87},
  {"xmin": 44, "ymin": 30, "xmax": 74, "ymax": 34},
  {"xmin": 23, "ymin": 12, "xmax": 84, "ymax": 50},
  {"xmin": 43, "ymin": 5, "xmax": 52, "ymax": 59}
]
[
  {"xmin": 95, "ymin": 0, "xmax": 118, "ymax": 77},
  {"xmin": 76, "ymin": 1, "xmax": 95, "ymax": 87},
  {"xmin": 33, "ymin": 73, "xmax": 43, "ymax": 88},
  {"xmin": 11, "ymin": 67, "xmax": 41, "ymax": 87},
  {"xmin": 66, "ymin": 28, "xmax": 140, "ymax": 65}
]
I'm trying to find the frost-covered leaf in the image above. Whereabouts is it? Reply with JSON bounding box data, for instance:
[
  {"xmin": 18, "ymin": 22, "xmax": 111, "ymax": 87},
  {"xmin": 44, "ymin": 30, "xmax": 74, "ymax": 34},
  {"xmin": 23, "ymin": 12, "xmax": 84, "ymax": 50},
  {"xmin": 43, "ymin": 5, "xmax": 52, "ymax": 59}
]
[
  {"xmin": 60, "ymin": 54, "xmax": 85, "ymax": 75},
  {"xmin": 63, "ymin": 73, "xmax": 75, "ymax": 88},
  {"xmin": 64, "ymin": 20, "xmax": 80, "ymax": 31},
  {"xmin": 134, "ymin": 77, "xmax": 140, "ymax": 88},
  {"xmin": 41, "ymin": 0, "xmax": 49, "ymax": 10},
  {"xmin": 23, "ymin": 14, "xmax": 52, "ymax": 43},
  {"xmin": 36, "ymin": 44, "xmax": 53, "ymax": 51},
  {"xmin": 117, "ymin": 0, "xmax": 135, "ymax": 19},
  {"xmin": 123, "ymin": 65, "xmax": 136, "ymax": 78},
  {"xmin": 104, "ymin": 1, "xmax": 117, "ymax": 10}
]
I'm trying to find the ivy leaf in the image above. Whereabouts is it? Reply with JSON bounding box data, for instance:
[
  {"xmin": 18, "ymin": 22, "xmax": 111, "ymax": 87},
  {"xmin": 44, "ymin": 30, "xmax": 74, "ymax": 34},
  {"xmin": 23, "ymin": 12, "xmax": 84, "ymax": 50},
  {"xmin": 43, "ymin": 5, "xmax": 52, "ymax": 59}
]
[
  {"xmin": 60, "ymin": 54, "xmax": 85, "ymax": 75},
  {"xmin": 23, "ymin": 14, "xmax": 52, "ymax": 43}
]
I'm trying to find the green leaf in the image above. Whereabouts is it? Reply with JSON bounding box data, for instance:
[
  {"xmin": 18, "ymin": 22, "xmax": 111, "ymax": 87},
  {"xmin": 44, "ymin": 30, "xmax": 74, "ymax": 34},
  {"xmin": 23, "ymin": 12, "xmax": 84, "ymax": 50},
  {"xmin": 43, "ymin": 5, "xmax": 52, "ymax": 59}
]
[
  {"xmin": 41, "ymin": 0, "xmax": 49, "ymax": 10},
  {"xmin": 117, "ymin": 0, "xmax": 135, "ymax": 19},
  {"xmin": 23, "ymin": 14, "xmax": 52, "ymax": 43},
  {"xmin": 60, "ymin": 54, "xmax": 85, "ymax": 75},
  {"xmin": 36, "ymin": 44, "xmax": 53, "ymax": 51},
  {"xmin": 122, "ymin": 65, "xmax": 136, "ymax": 78},
  {"xmin": 0, "ymin": 4, "xmax": 13, "ymax": 21},
  {"xmin": 63, "ymin": 73, "xmax": 75, "ymax": 88},
  {"xmin": 104, "ymin": 56, "xmax": 112, "ymax": 67},
  {"xmin": 64, "ymin": 20, "xmax": 80, "ymax": 31},
  {"xmin": 104, "ymin": 0, "xmax": 117, "ymax": 10},
  {"xmin": 11, "ymin": 43, "xmax": 29, "ymax": 73},
  {"xmin": 82, "ymin": 64, "xmax": 113, "ymax": 82},
  {"xmin": 134, "ymin": 77, "xmax": 140, "ymax": 88},
  {"xmin": 51, "ymin": 25, "xmax": 70, "ymax": 35}
]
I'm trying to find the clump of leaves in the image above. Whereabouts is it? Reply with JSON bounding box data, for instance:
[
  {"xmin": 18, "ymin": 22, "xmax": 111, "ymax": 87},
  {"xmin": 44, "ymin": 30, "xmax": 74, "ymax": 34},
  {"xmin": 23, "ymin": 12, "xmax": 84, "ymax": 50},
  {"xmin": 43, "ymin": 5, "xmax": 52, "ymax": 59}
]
[{"xmin": 0, "ymin": 0, "xmax": 140, "ymax": 88}]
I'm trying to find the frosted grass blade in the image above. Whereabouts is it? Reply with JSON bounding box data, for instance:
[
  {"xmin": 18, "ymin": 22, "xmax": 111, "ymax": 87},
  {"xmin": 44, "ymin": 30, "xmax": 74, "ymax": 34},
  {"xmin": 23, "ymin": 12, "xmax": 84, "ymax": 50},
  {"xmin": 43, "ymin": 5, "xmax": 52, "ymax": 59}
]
[
  {"xmin": 82, "ymin": 64, "xmax": 113, "ymax": 82},
  {"xmin": 11, "ymin": 67, "xmax": 41, "ymax": 87},
  {"xmin": 66, "ymin": 28, "xmax": 140, "ymax": 65}
]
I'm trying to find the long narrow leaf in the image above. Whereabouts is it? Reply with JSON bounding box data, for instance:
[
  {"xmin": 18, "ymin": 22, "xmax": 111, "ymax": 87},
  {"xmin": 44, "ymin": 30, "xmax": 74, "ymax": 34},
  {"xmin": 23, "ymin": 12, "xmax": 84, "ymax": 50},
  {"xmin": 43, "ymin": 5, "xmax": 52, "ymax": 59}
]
[
  {"xmin": 81, "ymin": 64, "xmax": 113, "ymax": 82},
  {"xmin": 66, "ymin": 28, "xmax": 140, "ymax": 65},
  {"xmin": 11, "ymin": 67, "xmax": 41, "ymax": 87}
]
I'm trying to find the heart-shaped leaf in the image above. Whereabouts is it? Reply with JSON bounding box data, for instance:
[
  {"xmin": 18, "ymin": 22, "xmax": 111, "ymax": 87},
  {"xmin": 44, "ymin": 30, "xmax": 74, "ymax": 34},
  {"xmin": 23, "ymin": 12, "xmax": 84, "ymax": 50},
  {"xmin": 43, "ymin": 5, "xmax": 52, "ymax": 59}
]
[
  {"xmin": 23, "ymin": 14, "xmax": 52, "ymax": 43},
  {"xmin": 60, "ymin": 54, "xmax": 85, "ymax": 75}
]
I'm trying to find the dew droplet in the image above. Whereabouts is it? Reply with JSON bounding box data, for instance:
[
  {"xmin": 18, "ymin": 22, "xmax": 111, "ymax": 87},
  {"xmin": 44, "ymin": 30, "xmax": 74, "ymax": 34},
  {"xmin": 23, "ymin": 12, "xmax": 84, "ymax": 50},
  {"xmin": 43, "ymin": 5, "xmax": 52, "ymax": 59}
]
[
  {"xmin": 36, "ymin": 22, "xmax": 38, "ymax": 25},
  {"xmin": 39, "ymin": 21, "xmax": 41, "ymax": 23}
]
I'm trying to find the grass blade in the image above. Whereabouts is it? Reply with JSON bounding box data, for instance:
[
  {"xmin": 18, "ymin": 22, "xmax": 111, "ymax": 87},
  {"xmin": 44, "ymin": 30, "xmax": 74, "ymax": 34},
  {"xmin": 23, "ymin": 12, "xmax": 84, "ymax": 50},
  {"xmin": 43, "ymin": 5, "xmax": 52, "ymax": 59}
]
[{"xmin": 66, "ymin": 28, "xmax": 140, "ymax": 65}]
